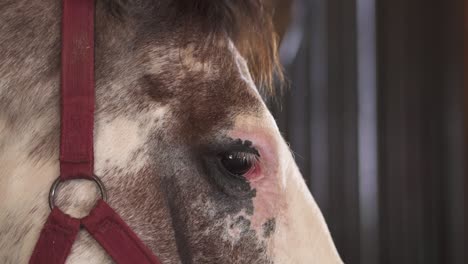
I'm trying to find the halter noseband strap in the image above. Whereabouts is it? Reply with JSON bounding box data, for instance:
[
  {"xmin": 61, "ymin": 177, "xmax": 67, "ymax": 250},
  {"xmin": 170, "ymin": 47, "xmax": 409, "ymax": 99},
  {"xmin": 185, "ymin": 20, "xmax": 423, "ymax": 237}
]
[{"xmin": 29, "ymin": 1, "xmax": 161, "ymax": 263}]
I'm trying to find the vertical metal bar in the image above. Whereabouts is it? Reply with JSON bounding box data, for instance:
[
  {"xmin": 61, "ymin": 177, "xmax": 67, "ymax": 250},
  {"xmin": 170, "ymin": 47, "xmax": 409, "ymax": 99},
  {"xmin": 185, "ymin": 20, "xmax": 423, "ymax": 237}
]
[
  {"xmin": 356, "ymin": 0, "xmax": 379, "ymax": 263},
  {"xmin": 463, "ymin": 0, "xmax": 468, "ymax": 262},
  {"xmin": 307, "ymin": 0, "xmax": 330, "ymax": 218},
  {"xmin": 434, "ymin": 2, "xmax": 464, "ymax": 263},
  {"xmin": 327, "ymin": 0, "xmax": 360, "ymax": 261}
]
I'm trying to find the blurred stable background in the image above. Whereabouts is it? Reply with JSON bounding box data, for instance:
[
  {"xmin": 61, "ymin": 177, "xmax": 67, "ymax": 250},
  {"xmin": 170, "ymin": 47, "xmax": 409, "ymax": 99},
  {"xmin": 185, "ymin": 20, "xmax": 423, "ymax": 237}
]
[{"xmin": 269, "ymin": 0, "xmax": 466, "ymax": 263}]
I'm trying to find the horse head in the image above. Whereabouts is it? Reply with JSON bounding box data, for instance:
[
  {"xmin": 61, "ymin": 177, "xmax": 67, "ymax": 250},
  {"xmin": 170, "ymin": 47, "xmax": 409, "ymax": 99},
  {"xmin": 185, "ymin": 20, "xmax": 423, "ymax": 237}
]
[{"xmin": 0, "ymin": 1, "xmax": 342, "ymax": 263}]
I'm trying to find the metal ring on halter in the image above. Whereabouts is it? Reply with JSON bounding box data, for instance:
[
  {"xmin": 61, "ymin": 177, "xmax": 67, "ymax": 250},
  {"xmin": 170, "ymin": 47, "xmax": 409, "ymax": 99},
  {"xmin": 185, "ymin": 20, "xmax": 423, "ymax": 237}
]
[{"xmin": 48, "ymin": 175, "xmax": 107, "ymax": 210}]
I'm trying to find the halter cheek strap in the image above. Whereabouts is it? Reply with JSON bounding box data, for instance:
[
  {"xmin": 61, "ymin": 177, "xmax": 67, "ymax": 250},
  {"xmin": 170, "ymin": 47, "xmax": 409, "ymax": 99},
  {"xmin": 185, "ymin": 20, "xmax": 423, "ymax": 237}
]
[{"xmin": 29, "ymin": 0, "xmax": 161, "ymax": 263}]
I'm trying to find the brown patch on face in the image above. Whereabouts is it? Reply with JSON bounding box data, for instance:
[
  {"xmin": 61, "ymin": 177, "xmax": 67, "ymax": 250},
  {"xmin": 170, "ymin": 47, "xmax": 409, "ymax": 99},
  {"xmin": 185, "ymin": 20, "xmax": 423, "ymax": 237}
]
[
  {"xmin": 140, "ymin": 74, "xmax": 176, "ymax": 103},
  {"xmin": 138, "ymin": 40, "xmax": 262, "ymax": 143},
  {"xmin": 174, "ymin": 74, "xmax": 259, "ymax": 142}
]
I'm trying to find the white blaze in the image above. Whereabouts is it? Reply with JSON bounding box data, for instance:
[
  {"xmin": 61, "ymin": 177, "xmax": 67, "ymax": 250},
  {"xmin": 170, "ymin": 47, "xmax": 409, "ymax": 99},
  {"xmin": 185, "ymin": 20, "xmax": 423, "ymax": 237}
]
[{"xmin": 229, "ymin": 40, "xmax": 343, "ymax": 263}]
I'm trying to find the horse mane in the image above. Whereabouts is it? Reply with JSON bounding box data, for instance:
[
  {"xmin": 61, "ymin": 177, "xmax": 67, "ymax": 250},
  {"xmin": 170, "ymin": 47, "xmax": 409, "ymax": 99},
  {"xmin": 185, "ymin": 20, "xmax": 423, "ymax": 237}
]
[
  {"xmin": 104, "ymin": 0, "xmax": 283, "ymax": 96},
  {"xmin": 172, "ymin": 0, "xmax": 284, "ymax": 96}
]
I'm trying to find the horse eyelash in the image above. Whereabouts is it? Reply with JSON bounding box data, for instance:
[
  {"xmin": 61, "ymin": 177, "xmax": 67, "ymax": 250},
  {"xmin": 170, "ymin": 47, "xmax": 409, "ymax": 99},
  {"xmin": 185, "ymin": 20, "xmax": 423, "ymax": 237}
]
[{"xmin": 227, "ymin": 138, "xmax": 260, "ymax": 157}]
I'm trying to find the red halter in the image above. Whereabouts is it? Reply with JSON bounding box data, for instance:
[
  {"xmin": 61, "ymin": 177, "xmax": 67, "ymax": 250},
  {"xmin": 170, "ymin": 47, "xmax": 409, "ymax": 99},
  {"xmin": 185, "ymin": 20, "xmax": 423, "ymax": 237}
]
[{"xmin": 29, "ymin": 0, "xmax": 161, "ymax": 263}]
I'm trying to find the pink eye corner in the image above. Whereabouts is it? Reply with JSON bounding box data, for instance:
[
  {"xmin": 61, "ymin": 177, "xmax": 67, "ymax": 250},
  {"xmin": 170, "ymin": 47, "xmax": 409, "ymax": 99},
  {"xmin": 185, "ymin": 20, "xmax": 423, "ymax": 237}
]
[{"xmin": 243, "ymin": 161, "xmax": 262, "ymax": 181}]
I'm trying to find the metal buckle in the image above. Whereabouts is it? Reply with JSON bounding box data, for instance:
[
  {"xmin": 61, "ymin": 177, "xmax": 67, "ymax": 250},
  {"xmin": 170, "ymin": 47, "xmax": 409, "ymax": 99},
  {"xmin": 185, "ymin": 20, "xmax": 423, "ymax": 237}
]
[{"xmin": 48, "ymin": 175, "xmax": 107, "ymax": 210}]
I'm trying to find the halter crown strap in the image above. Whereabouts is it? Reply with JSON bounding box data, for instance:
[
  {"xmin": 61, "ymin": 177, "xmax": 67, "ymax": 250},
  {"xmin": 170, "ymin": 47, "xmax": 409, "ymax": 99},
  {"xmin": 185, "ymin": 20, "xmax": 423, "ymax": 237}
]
[{"xmin": 29, "ymin": 0, "xmax": 161, "ymax": 263}]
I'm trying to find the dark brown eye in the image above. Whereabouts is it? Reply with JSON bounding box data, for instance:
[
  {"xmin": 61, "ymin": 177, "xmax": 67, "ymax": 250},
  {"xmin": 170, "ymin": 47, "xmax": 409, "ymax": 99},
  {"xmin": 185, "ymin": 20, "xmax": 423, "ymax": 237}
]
[{"xmin": 219, "ymin": 152, "xmax": 257, "ymax": 177}]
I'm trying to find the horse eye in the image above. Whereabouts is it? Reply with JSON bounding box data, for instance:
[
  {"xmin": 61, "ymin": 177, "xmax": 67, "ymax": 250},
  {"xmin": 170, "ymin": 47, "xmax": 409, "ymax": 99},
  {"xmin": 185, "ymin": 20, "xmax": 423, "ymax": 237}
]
[{"xmin": 219, "ymin": 152, "xmax": 258, "ymax": 177}]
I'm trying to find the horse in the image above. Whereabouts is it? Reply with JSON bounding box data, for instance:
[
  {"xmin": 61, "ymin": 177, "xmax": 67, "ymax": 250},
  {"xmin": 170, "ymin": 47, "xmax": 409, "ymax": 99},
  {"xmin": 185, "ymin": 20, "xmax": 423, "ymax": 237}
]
[{"xmin": 0, "ymin": 0, "xmax": 342, "ymax": 263}]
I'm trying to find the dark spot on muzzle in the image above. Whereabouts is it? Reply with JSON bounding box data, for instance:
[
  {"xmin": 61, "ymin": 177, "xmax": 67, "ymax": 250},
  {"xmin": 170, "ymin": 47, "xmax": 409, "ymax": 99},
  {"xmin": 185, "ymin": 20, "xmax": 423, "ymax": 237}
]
[{"xmin": 262, "ymin": 218, "xmax": 276, "ymax": 238}]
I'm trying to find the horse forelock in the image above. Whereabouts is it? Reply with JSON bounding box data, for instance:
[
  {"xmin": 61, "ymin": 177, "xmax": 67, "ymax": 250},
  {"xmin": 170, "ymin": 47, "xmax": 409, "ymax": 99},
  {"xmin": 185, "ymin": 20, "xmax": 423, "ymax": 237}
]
[{"xmin": 103, "ymin": 0, "xmax": 284, "ymax": 97}]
